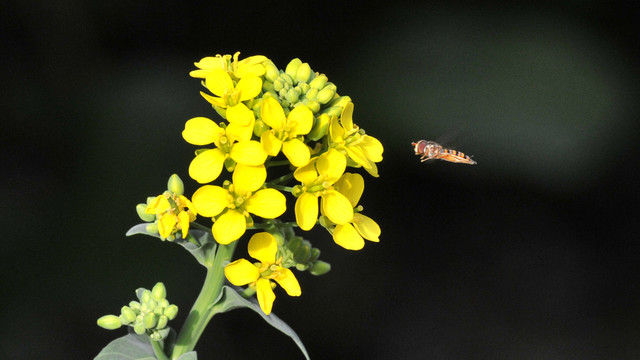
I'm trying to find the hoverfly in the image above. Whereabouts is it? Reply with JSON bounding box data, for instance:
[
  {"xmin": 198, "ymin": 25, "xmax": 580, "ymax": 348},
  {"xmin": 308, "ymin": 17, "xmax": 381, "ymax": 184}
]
[{"xmin": 412, "ymin": 140, "xmax": 477, "ymax": 165}]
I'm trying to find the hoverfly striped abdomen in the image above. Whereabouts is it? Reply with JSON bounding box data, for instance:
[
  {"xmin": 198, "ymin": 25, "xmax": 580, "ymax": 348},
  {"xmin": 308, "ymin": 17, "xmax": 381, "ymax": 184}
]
[{"xmin": 412, "ymin": 140, "xmax": 476, "ymax": 165}]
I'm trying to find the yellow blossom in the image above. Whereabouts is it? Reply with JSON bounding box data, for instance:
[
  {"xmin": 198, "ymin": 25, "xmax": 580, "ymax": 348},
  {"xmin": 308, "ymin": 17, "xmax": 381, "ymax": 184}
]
[
  {"xmin": 325, "ymin": 173, "xmax": 380, "ymax": 250},
  {"xmin": 293, "ymin": 149, "xmax": 352, "ymax": 231},
  {"xmin": 224, "ymin": 232, "xmax": 301, "ymax": 315},
  {"xmin": 199, "ymin": 68, "xmax": 262, "ymax": 111},
  {"xmin": 260, "ymin": 97, "xmax": 313, "ymax": 167},
  {"xmin": 190, "ymin": 52, "xmax": 268, "ymax": 80},
  {"xmin": 182, "ymin": 117, "xmax": 267, "ymax": 184},
  {"xmin": 191, "ymin": 164, "xmax": 286, "ymax": 244},
  {"xmin": 329, "ymin": 102, "xmax": 384, "ymax": 177},
  {"xmin": 145, "ymin": 193, "xmax": 197, "ymax": 240}
]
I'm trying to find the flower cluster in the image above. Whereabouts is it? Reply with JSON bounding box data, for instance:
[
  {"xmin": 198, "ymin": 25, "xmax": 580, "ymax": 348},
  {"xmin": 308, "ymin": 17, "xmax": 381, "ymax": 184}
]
[
  {"xmin": 97, "ymin": 283, "xmax": 178, "ymax": 341},
  {"xmin": 181, "ymin": 52, "xmax": 383, "ymax": 313}
]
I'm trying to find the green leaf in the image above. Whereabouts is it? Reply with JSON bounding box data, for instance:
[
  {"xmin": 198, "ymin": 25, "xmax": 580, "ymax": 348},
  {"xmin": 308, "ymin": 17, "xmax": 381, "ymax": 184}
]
[
  {"xmin": 126, "ymin": 224, "xmax": 216, "ymax": 267},
  {"xmin": 176, "ymin": 352, "xmax": 198, "ymax": 360},
  {"xmin": 212, "ymin": 286, "xmax": 310, "ymax": 360},
  {"xmin": 94, "ymin": 332, "xmax": 156, "ymax": 360}
]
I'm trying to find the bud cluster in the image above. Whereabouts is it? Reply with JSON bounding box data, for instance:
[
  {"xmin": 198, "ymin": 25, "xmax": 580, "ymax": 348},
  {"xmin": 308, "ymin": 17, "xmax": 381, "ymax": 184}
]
[
  {"xmin": 270, "ymin": 225, "xmax": 330, "ymax": 276},
  {"xmin": 97, "ymin": 282, "xmax": 178, "ymax": 341}
]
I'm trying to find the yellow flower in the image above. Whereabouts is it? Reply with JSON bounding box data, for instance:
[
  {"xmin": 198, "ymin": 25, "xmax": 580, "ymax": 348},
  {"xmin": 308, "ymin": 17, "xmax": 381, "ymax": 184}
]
[
  {"xmin": 293, "ymin": 149, "xmax": 352, "ymax": 231},
  {"xmin": 199, "ymin": 69, "xmax": 262, "ymax": 110},
  {"xmin": 325, "ymin": 173, "xmax": 380, "ymax": 250},
  {"xmin": 191, "ymin": 164, "xmax": 286, "ymax": 244},
  {"xmin": 190, "ymin": 52, "xmax": 268, "ymax": 80},
  {"xmin": 260, "ymin": 97, "xmax": 313, "ymax": 167},
  {"xmin": 224, "ymin": 232, "xmax": 301, "ymax": 315},
  {"xmin": 182, "ymin": 117, "xmax": 267, "ymax": 184},
  {"xmin": 145, "ymin": 193, "xmax": 197, "ymax": 240},
  {"xmin": 329, "ymin": 102, "xmax": 384, "ymax": 177}
]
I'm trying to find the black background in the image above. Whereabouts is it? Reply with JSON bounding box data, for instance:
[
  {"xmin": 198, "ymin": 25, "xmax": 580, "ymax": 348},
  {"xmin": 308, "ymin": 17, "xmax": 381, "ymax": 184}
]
[{"xmin": 2, "ymin": 0, "xmax": 640, "ymax": 359}]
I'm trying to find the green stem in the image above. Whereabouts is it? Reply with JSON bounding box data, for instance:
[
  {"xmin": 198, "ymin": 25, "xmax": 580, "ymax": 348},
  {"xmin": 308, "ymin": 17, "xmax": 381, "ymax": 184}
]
[
  {"xmin": 248, "ymin": 221, "xmax": 299, "ymax": 230},
  {"xmin": 151, "ymin": 340, "xmax": 169, "ymax": 360},
  {"xmin": 267, "ymin": 184, "xmax": 294, "ymax": 192},
  {"xmin": 266, "ymin": 160, "xmax": 291, "ymax": 167},
  {"xmin": 170, "ymin": 241, "xmax": 237, "ymax": 359},
  {"xmin": 268, "ymin": 172, "xmax": 294, "ymax": 185}
]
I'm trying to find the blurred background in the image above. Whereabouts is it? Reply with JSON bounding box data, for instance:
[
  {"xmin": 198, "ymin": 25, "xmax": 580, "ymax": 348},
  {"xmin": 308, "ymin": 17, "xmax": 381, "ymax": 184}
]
[{"xmin": 2, "ymin": 0, "xmax": 639, "ymax": 359}]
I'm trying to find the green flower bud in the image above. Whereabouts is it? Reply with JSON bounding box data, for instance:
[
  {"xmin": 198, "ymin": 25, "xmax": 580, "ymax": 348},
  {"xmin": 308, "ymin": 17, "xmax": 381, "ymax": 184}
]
[
  {"xmin": 305, "ymin": 88, "xmax": 318, "ymax": 101},
  {"xmin": 293, "ymin": 243, "xmax": 311, "ymax": 264},
  {"xmin": 273, "ymin": 78, "xmax": 285, "ymax": 92},
  {"xmin": 281, "ymin": 73, "xmax": 294, "ymax": 87},
  {"xmin": 167, "ymin": 174, "xmax": 184, "ymax": 196},
  {"xmin": 120, "ymin": 306, "xmax": 137, "ymax": 324},
  {"xmin": 156, "ymin": 315, "xmax": 169, "ymax": 330},
  {"xmin": 129, "ymin": 301, "xmax": 141, "ymax": 310},
  {"xmin": 287, "ymin": 236, "xmax": 302, "ymax": 253},
  {"xmin": 285, "ymin": 58, "xmax": 302, "ymax": 79},
  {"xmin": 305, "ymin": 100, "xmax": 320, "ymax": 113},
  {"xmin": 310, "ymin": 247, "xmax": 321, "ymax": 262},
  {"xmin": 263, "ymin": 80, "xmax": 275, "ymax": 92},
  {"xmin": 139, "ymin": 289, "xmax": 151, "ymax": 303},
  {"xmin": 317, "ymin": 85, "xmax": 336, "ymax": 104},
  {"xmin": 295, "ymin": 63, "xmax": 312, "ymax": 84},
  {"xmin": 154, "ymin": 306, "xmax": 164, "ymax": 316},
  {"xmin": 271, "ymin": 232, "xmax": 285, "ymax": 246},
  {"xmin": 133, "ymin": 321, "xmax": 146, "ymax": 335},
  {"xmin": 323, "ymin": 106, "xmax": 344, "ymax": 118},
  {"xmin": 164, "ymin": 304, "xmax": 178, "ymax": 320},
  {"xmin": 136, "ymin": 204, "xmax": 156, "ymax": 222},
  {"xmin": 297, "ymin": 82, "xmax": 310, "ymax": 95},
  {"xmin": 254, "ymin": 119, "xmax": 269, "ymax": 137},
  {"xmin": 146, "ymin": 223, "xmax": 159, "ymax": 235},
  {"xmin": 310, "ymin": 260, "xmax": 331, "ymax": 276},
  {"xmin": 143, "ymin": 312, "xmax": 157, "ymax": 329},
  {"xmin": 295, "ymin": 263, "xmax": 309, "ymax": 271},
  {"xmin": 309, "ymin": 74, "xmax": 328, "ymax": 89},
  {"xmin": 150, "ymin": 331, "xmax": 163, "ymax": 342},
  {"xmin": 151, "ymin": 282, "xmax": 166, "ymax": 301},
  {"xmin": 286, "ymin": 88, "xmax": 301, "ymax": 104},
  {"xmin": 159, "ymin": 299, "xmax": 169, "ymax": 308},
  {"xmin": 307, "ymin": 114, "xmax": 330, "ymax": 141},
  {"xmin": 328, "ymin": 95, "xmax": 351, "ymax": 108},
  {"xmin": 97, "ymin": 315, "xmax": 122, "ymax": 330},
  {"xmin": 263, "ymin": 60, "xmax": 280, "ymax": 82}
]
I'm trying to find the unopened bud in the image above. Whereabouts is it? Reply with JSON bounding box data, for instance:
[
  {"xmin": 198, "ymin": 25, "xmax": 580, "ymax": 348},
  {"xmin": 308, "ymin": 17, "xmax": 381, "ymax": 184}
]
[
  {"xmin": 295, "ymin": 63, "xmax": 312, "ymax": 84},
  {"xmin": 310, "ymin": 260, "xmax": 331, "ymax": 276},
  {"xmin": 97, "ymin": 315, "xmax": 122, "ymax": 330},
  {"xmin": 164, "ymin": 304, "xmax": 178, "ymax": 320},
  {"xmin": 317, "ymin": 85, "xmax": 336, "ymax": 104},
  {"xmin": 133, "ymin": 321, "xmax": 146, "ymax": 335},
  {"xmin": 305, "ymin": 88, "xmax": 318, "ymax": 101},
  {"xmin": 263, "ymin": 60, "xmax": 280, "ymax": 82},
  {"xmin": 307, "ymin": 114, "xmax": 330, "ymax": 141},
  {"xmin": 120, "ymin": 306, "xmax": 137, "ymax": 324},
  {"xmin": 286, "ymin": 88, "xmax": 300, "ymax": 104},
  {"xmin": 143, "ymin": 312, "xmax": 157, "ymax": 329},
  {"xmin": 285, "ymin": 58, "xmax": 302, "ymax": 79},
  {"xmin": 136, "ymin": 204, "xmax": 156, "ymax": 222},
  {"xmin": 151, "ymin": 282, "xmax": 166, "ymax": 301},
  {"xmin": 287, "ymin": 236, "xmax": 302, "ymax": 252},
  {"xmin": 167, "ymin": 174, "xmax": 184, "ymax": 195},
  {"xmin": 309, "ymin": 74, "xmax": 328, "ymax": 89},
  {"xmin": 146, "ymin": 223, "xmax": 159, "ymax": 235},
  {"xmin": 293, "ymin": 244, "xmax": 311, "ymax": 264},
  {"xmin": 329, "ymin": 95, "xmax": 352, "ymax": 109},
  {"xmin": 310, "ymin": 247, "xmax": 321, "ymax": 262},
  {"xmin": 156, "ymin": 315, "xmax": 168, "ymax": 330}
]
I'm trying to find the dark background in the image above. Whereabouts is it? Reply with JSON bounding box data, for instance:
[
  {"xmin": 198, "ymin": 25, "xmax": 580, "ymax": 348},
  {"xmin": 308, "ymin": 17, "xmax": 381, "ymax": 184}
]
[{"xmin": 2, "ymin": 0, "xmax": 640, "ymax": 359}]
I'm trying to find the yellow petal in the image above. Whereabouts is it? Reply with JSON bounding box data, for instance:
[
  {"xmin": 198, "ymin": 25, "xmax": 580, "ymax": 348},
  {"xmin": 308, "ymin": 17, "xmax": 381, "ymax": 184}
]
[
  {"xmin": 182, "ymin": 117, "xmax": 223, "ymax": 146},
  {"xmin": 146, "ymin": 195, "xmax": 170, "ymax": 214},
  {"xmin": 230, "ymin": 141, "xmax": 268, "ymax": 166},
  {"xmin": 200, "ymin": 91, "xmax": 226, "ymax": 108},
  {"xmin": 287, "ymin": 105, "xmax": 313, "ymax": 137},
  {"xmin": 363, "ymin": 161, "xmax": 379, "ymax": 178},
  {"xmin": 205, "ymin": 69, "xmax": 234, "ymax": 98},
  {"xmin": 333, "ymin": 173, "xmax": 364, "ymax": 207},
  {"xmin": 232, "ymin": 164, "xmax": 266, "ymax": 193},
  {"xmin": 248, "ymin": 232, "xmax": 277, "ymax": 264},
  {"xmin": 235, "ymin": 75, "xmax": 262, "ymax": 101},
  {"xmin": 261, "ymin": 97, "xmax": 286, "ymax": 130},
  {"xmin": 316, "ymin": 149, "xmax": 346, "ymax": 182},
  {"xmin": 188, "ymin": 149, "xmax": 226, "ymax": 184},
  {"xmin": 295, "ymin": 192, "xmax": 319, "ymax": 231},
  {"xmin": 226, "ymin": 103, "xmax": 254, "ymax": 127},
  {"xmin": 235, "ymin": 63, "xmax": 266, "ymax": 78},
  {"xmin": 225, "ymin": 259, "xmax": 260, "ymax": 286},
  {"xmin": 256, "ymin": 278, "xmax": 276, "ymax": 315},
  {"xmin": 260, "ymin": 130, "xmax": 283, "ymax": 156},
  {"xmin": 282, "ymin": 139, "xmax": 310, "ymax": 168},
  {"xmin": 293, "ymin": 158, "xmax": 319, "ymax": 185},
  {"xmin": 321, "ymin": 190, "xmax": 353, "ymax": 225},
  {"xmin": 226, "ymin": 122, "xmax": 254, "ymax": 143},
  {"xmin": 274, "ymin": 268, "xmax": 301, "ymax": 296},
  {"xmin": 193, "ymin": 56, "xmax": 225, "ymax": 71},
  {"xmin": 212, "ymin": 210, "xmax": 246, "ymax": 244},
  {"xmin": 340, "ymin": 102, "xmax": 354, "ymax": 132},
  {"xmin": 345, "ymin": 146, "xmax": 369, "ymax": 169},
  {"xmin": 360, "ymin": 135, "xmax": 384, "ymax": 162},
  {"xmin": 192, "ymin": 185, "xmax": 229, "ymax": 217},
  {"xmin": 333, "ymin": 223, "xmax": 365, "ymax": 250},
  {"xmin": 178, "ymin": 211, "xmax": 191, "ymax": 238},
  {"xmin": 157, "ymin": 214, "xmax": 177, "ymax": 239},
  {"xmin": 352, "ymin": 213, "xmax": 380, "ymax": 242},
  {"xmin": 329, "ymin": 116, "xmax": 345, "ymax": 142},
  {"xmin": 245, "ymin": 189, "xmax": 286, "ymax": 219}
]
